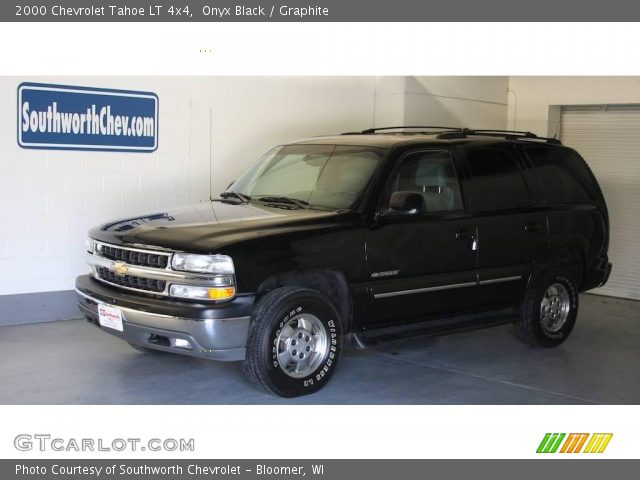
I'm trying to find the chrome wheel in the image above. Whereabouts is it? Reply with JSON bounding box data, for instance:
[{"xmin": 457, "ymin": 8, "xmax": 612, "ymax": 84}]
[
  {"xmin": 540, "ymin": 283, "xmax": 571, "ymax": 333},
  {"xmin": 276, "ymin": 313, "xmax": 328, "ymax": 378}
]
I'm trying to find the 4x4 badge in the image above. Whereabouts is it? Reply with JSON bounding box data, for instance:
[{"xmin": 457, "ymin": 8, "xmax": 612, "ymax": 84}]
[{"xmin": 110, "ymin": 261, "xmax": 129, "ymax": 277}]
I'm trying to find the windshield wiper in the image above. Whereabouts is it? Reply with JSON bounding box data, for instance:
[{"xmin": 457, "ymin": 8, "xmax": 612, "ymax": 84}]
[
  {"xmin": 218, "ymin": 192, "xmax": 251, "ymax": 204},
  {"xmin": 258, "ymin": 196, "xmax": 310, "ymax": 209}
]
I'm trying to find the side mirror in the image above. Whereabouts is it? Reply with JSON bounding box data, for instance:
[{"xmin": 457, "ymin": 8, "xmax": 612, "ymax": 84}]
[{"xmin": 389, "ymin": 191, "xmax": 425, "ymax": 214}]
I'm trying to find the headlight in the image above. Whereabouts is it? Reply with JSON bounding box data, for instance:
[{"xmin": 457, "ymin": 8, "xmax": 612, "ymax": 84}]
[
  {"xmin": 170, "ymin": 253, "xmax": 236, "ymax": 302},
  {"xmin": 171, "ymin": 253, "xmax": 234, "ymax": 274}
]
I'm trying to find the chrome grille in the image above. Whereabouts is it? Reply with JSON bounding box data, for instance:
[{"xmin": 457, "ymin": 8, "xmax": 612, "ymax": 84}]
[
  {"xmin": 96, "ymin": 266, "xmax": 167, "ymax": 293},
  {"xmin": 99, "ymin": 244, "xmax": 169, "ymax": 269},
  {"xmin": 87, "ymin": 241, "xmax": 228, "ymax": 298}
]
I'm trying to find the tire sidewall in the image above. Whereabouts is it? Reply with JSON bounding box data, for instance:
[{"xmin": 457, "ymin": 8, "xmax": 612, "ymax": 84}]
[
  {"xmin": 260, "ymin": 292, "xmax": 342, "ymax": 397},
  {"xmin": 532, "ymin": 270, "xmax": 579, "ymax": 344}
]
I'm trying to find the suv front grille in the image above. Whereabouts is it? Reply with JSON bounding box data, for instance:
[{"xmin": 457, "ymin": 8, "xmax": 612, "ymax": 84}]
[
  {"xmin": 99, "ymin": 245, "xmax": 169, "ymax": 269},
  {"xmin": 96, "ymin": 266, "xmax": 167, "ymax": 293}
]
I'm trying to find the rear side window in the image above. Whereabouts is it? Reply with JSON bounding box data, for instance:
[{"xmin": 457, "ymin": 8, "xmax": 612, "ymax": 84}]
[
  {"xmin": 525, "ymin": 146, "xmax": 599, "ymax": 204},
  {"xmin": 465, "ymin": 147, "xmax": 532, "ymax": 211}
]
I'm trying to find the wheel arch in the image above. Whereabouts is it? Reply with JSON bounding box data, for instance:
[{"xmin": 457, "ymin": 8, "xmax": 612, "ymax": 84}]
[
  {"xmin": 255, "ymin": 269, "xmax": 353, "ymax": 333},
  {"xmin": 532, "ymin": 245, "xmax": 586, "ymax": 286}
]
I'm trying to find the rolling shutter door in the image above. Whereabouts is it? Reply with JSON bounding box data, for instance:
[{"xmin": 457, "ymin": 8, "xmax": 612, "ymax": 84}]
[{"xmin": 561, "ymin": 105, "xmax": 640, "ymax": 300}]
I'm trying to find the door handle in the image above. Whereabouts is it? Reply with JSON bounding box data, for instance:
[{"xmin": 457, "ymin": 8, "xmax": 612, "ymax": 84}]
[
  {"xmin": 456, "ymin": 229, "xmax": 472, "ymax": 240},
  {"xmin": 524, "ymin": 222, "xmax": 541, "ymax": 233},
  {"xmin": 456, "ymin": 229, "xmax": 478, "ymax": 251}
]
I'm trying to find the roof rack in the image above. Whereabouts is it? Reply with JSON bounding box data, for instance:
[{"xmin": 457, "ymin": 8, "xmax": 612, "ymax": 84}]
[
  {"xmin": 342, "ymin": 126, "xmax": 462, "ymax": 135},
  {"xmin": 437, "ymin": 128, "xmax": 562, "ymax": 144},
  {"xmin": 341, "ymin": 126, "xmax": 562, "ymax": 144}
]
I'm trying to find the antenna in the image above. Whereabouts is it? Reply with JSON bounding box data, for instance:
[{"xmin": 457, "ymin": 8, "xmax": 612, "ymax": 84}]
[
  {"xmin": 553, "ymin": 116, "xmax": 561, "ymax": 140},
  {"xmin": 551, "ymin": 107, "xmax": 562, "ymax": 140}
]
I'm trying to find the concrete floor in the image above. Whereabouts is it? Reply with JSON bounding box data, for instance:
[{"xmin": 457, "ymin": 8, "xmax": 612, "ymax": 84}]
[{"xmin": 0, "ymin": 294, "xmax": 638, "ymax": 404}]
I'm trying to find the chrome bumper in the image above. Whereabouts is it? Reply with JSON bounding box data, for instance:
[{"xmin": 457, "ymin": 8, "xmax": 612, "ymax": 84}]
[{"xmin": 76, "ymin": 287, "xmax": 251, "ymax": 361}]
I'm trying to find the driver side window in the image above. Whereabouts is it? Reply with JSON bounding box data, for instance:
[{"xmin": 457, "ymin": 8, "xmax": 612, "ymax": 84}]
[{"xmin": 386, "ymin": 150, "xmax": 463, "ymax": 213}]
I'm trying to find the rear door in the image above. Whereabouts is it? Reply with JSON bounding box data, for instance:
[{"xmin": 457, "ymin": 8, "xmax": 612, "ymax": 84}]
[
  {"xmin": 460, "ymin": 143, "xmax": 549, "ymax": 307},
  {"xmin": 364, "ymin": 148, "xmax": 479, "ymax": 327}
]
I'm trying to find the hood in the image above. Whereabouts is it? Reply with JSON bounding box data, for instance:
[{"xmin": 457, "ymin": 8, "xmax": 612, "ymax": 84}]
[{"xmin": 89, "ymin": 201, "xmax": 348, "ymax": 253}]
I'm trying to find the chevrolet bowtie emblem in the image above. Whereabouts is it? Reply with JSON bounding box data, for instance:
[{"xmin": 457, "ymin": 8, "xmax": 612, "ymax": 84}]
[{"xmin": 111, "ymin": 261, "xmax": 129, "ymax": 277}]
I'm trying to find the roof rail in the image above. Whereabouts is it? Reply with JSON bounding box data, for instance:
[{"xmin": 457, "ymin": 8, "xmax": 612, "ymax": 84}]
[
  {"xmin": 467, "ymin": 129, "xmax": 538, "ymax": 138},
  {"xmin": 342, "ymin": 126, "xmax": 462, "ymax": 135},
  {"xmin": 341, "ymin": 126, "xmax": 562, "ymax": 144},
  {"xmin": 437, "ymin": 128, "xmax": 562, "ymax": 144}
]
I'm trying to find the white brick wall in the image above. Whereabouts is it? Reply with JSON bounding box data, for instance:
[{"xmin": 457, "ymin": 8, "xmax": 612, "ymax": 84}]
[
  {"xmin": 0, "ymin": 77, "xmax": 212, "ymax": 295},
  {"xmin": 0, "ymin": 76, "xmax": 379, "ymax": 295}
]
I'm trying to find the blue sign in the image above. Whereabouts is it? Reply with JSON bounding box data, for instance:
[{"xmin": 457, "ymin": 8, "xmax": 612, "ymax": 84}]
[{"xmin": 18, "ymin": 83, "xmax": 158, "ymax": 152}]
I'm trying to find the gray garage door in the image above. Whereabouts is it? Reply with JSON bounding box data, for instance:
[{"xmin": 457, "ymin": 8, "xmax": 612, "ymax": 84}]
[{"xmin": 561, "ymin": 105, "xmax": 640, "ymax": 300}]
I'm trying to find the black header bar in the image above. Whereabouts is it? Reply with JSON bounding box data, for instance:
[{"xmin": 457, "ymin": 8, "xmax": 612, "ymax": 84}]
[
  {"xmin": 3, "ymin": 459, "xmax": 640, "ymax": 480},
  {"xmin": 5, "ymin": 0, "xmax": 640, "ymax": 21}
]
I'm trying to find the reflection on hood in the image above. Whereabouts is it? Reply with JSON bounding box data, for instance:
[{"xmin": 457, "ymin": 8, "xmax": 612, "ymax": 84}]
[
  {"xmin": 101, "ymin": 213, "xmax": 176, "ymax": 232},
  {"xmin": 91, "ymin": 201, "xmax": 344, "ymax": 253}
]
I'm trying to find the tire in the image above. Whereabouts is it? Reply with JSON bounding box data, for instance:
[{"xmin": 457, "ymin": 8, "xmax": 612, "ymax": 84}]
[
  {"xmin": 515, "ymin": 267, "xmax": 579, "ymax": 347},
  {"xmin": 242, "ymin": 286, "xmax": 342, "ymax": 397}
]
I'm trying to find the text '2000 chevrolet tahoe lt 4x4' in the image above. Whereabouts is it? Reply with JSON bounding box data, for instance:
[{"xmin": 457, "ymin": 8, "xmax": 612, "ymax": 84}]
[{"xmin": 76, "ymin": 126, "xmax": 612, "ymax": 397}]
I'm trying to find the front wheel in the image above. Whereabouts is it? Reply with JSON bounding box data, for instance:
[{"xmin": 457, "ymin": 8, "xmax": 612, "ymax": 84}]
[
  {"xmin": 242, "ymin": 286, "xmax": 342, "ymax": 397},
  {"xmin": 515, "ymin": 267, "xmax": 579, "ymax": 347}
]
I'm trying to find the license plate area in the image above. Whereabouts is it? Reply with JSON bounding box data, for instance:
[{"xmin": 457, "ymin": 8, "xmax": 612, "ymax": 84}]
[{"xmin": 98, "ymin": 303, "xmax": 124, "ymax": 332}]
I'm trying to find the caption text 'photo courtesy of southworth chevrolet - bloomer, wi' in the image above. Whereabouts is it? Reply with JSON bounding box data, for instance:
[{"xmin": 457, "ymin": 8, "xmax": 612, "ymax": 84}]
[{"xmin": 76, "ymin": 125, "xmax": 611, "ymax": 397}]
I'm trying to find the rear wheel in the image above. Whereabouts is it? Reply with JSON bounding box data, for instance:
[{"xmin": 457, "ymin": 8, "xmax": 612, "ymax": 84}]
[
  {"xmin": 242, "ymin": 286, "xmax": 342, "ymax": 397},
  {"xmin": 515, "ymin": 267, "xmax": 579, "ymax": 347}
]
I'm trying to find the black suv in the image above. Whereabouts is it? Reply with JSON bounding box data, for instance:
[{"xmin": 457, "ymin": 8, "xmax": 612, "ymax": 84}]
[{"xmin": 76, "ymin": 127, "xmax": 612, "ymax": 397}]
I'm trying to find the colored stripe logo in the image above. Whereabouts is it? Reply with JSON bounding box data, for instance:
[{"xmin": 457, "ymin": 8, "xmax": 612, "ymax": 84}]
[{"xmin": 537, "ymin": 433, "xmax": 612, "ymax": 453}]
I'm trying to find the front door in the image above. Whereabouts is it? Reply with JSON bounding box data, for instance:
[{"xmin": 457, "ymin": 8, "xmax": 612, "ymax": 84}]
[{"xmin": 364, "ymin": 148, "xmax": 478, "ymax": 328}]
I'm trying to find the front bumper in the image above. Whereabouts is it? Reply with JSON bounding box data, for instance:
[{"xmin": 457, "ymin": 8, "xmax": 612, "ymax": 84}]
[{"xmin": 76, "ymin": 275, "xmax": 254, "ymax": 361}]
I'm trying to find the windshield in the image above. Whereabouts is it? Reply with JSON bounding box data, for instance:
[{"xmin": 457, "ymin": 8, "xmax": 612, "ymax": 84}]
[{"xmin": 228, "ymin": 144, "xmax": 385, "ymax": 209}]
